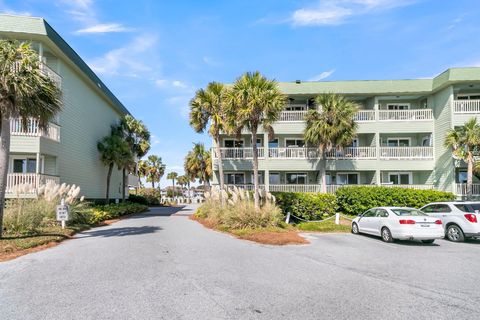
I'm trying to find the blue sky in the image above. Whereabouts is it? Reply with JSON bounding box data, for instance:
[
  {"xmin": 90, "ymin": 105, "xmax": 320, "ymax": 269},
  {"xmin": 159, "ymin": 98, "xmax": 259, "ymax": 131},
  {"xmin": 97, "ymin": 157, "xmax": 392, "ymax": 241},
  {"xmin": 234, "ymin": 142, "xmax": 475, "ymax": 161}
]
[{"xmin": 2, "ymin": 0, "xmax": 480, "ymax": 186}]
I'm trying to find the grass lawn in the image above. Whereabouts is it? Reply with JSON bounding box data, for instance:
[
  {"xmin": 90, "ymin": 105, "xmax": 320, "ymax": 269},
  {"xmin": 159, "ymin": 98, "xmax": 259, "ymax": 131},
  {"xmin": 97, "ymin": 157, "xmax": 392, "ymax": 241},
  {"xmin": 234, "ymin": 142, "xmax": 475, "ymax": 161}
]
[{"xmin": 296, "ymin": 216, "xmax": 353, "ymax": 233}]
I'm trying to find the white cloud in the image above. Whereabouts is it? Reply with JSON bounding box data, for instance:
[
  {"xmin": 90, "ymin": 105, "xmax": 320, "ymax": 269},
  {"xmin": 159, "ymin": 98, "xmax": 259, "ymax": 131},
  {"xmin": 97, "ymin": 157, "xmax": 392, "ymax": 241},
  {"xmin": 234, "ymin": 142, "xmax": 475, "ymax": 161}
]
[
  {"xmin": 202, "ymin": 56, "xmax": 221, "ymax": 67},
  {"xmin": 2, "ymin": 9, "xmax": 32, "ymax": 16},
  {"xmin": 291, "ymin": 0, "xmax": 417, "ymax": 26},
  {"xmin": 155, "ymin": 79, "xmax": 193, "ymax": 91},
  {"xmin": 89, "ymin": 34, "xmax": 158, "ymax": 76},
  {"xmin": 75, "ymin": 23, "xmax": 131, "ymax": 34},
  {"xmin": 308, "ymin": 69, "xmax": 335, "ymax": 81}
]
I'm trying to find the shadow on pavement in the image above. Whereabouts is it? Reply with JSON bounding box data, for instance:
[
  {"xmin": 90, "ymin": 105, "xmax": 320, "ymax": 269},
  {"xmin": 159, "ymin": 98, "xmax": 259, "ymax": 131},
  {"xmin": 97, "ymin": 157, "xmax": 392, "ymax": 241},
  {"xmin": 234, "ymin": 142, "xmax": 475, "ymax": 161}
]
[
  {"xmin": 76, "ymin": 226, "xmax": 162, "ymax": 238},
  {"xmin": 129, "ymin": 205, "xmax": 196, "ymax": 219},
  {"xmin": 357, "ymin": 233, "xmax": 440, "ymax": 246}
]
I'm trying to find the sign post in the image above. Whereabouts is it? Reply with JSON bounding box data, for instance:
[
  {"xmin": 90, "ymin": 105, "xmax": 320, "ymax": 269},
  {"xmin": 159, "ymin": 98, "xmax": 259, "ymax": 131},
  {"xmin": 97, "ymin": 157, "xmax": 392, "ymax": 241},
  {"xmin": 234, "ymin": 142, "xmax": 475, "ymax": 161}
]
[{"xmin": 56, "ymin": 198, "xmax": 69, "ymax": 229}]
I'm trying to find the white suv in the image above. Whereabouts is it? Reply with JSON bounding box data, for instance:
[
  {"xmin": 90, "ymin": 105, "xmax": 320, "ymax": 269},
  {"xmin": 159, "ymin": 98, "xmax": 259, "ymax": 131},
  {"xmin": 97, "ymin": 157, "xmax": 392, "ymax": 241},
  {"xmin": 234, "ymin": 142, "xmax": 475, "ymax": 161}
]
[{"xmin": 420, "ymin": 202, "xmax": 480, "ymax": 242}]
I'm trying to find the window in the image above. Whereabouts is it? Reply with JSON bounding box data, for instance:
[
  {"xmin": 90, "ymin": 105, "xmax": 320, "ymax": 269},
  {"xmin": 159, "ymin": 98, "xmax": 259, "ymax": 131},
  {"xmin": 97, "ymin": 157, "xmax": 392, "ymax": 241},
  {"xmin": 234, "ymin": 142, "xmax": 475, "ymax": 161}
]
[
  {"xmin": 251, "ymin": 172, "xmax": 264, "ymax": 184},
  {"xmin": 285, "ymin": 139, "xmax": 305, "ymax": 147},
  {"xmin": 422, "ymin": 136, "xmax": 431, "ymax": 147},
  {"xmin": 12, "ymin": 159, "xmax": 37, "ymax": 173},
  {"xmin": 269, "ymin": 173, "xmax": 280, "ymax": 185},
  {"xmin": 337, "ymin": 173, "xmax": 359, "ymax": 185},
  {"xmin": 225, "ymin": 173, "xmax": 244, "ymax": 185},
  {"xmin": 454, "ymin": 204, "xmax": 474, "ymax": 213},
  {"xmin": 325, "ymin": 173, "xmax": 332, "ymax": 185},
  {"xmin": 387, "ymin": 103, "xmax": 409, "ymax": 110},
  {"xmin": 251, "ymin": 138, "xmax": 262, "ymax": 147},
  {"xmin": 376, "ymin": 209, "xmax": 389, "ymax": 218},
  {"xmin": 387, "ymin": 138, "xmax": 410, "ymax": 147},
  {"xmin": 349, "ymin": 139, "xmax": 359, "ymax": 148},
  {"xmin": 421, "ymin": 205, "xmax": 436, "ymax": 213},
  {"xmin": 224, "ymin": 140, "xmax": 243, "ymax": 148},
  {"xmin": 286, "ymin": 173, "xmax": 307, "ymax": 185},
  {"xmin": 362, "ymin": 209, "xmax": 376, "ymax": 217},
  {"xmin": 285, "ymin": 104, "xmax": 306, "ymax": 111},
  {"xmin": 433, "ymin": 204, "xmax": 452, "ymax": 213},
  {"xmin": 268, "ymin": 139, "xmax": 279, "ymax": 148},
  {"xmin": 457, "ymin": 171, "xmax": 467, "ymax": 183},
  {"xmin": 391, "ymin": 208, "xmax": 426, "ymax": 216},
  {"xmin": 457, "ymin": 93, "xmax": 480, "ymax": 100},
  {"xmin": 388, "ymin": 172, "xmax": 411, "ymax": 185}
]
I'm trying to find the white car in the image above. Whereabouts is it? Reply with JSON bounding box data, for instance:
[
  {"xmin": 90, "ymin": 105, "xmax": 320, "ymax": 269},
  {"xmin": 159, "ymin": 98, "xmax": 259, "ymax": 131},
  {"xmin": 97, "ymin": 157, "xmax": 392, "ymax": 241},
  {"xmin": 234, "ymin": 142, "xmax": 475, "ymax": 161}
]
[
  {"xmin": 351, "ymin": 207, "xmax": 445, "ymax": 243},
  {"xmin": 420, "ymin": 202, "xmax": 480, "ymax": 242}
]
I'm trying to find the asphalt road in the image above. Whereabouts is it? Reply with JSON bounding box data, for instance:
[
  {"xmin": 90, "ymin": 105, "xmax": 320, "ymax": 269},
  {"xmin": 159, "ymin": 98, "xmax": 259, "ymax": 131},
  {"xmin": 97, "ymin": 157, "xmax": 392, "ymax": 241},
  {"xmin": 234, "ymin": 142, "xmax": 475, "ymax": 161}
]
[{"xmin": 1, "ymin": 204, "xmax": 479, "ymax": 320}]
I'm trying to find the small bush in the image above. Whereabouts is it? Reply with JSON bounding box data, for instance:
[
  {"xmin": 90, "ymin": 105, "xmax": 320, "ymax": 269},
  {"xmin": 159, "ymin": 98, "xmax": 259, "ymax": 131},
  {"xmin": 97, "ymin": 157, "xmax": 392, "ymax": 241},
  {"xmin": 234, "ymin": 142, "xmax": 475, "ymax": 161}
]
[
  {"xmin": 273, "ymin": 192, "xmax": 337, "ymax": 221},
  {"xmin": 128, "ymin": 194, "xmax": 149, "ymax": 205},
  {"xmin": 335, "ymin": 186, "xmax": 455, "ymax": 215},
  {"xmin": 70, "ymin": 202, "xmax": 148, "ymax": 225},
  {"xmin": 137, "ymin": 188, "xmax": 160, "ymax": 205}
]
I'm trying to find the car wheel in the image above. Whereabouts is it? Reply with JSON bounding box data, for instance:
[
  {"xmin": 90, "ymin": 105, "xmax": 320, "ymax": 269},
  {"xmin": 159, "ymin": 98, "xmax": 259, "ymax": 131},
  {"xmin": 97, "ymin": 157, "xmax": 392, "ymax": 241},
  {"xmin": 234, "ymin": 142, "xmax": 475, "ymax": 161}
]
[
  {"xmin": 421, "ymin": 239, "xmax": 435, "ymax": 244},
  {"xmin": 446, "ymin": 225, "xmax": 465, "ymax": 242},
  {"xmin": 351, "ymin": 223, "xmax": 359, "ymax": 234},
  {"xmin": 381, "ymin": 227, "xmax": 394, "ymax": 243}
]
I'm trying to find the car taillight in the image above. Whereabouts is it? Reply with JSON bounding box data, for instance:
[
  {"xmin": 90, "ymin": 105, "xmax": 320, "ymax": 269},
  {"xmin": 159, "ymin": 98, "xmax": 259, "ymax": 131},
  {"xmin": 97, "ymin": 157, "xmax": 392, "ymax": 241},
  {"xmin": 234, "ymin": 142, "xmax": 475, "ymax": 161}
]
[
  {"xmin": 399, "ymin": 219, "xmax": 416, "ymax": 225},
  {"xmin": 435, "ymin": 220, "xmax": 442, "ymax": 225},
  {"xmin": 464, "ymin": 214, "xmax": 478, "ymax": 223}
]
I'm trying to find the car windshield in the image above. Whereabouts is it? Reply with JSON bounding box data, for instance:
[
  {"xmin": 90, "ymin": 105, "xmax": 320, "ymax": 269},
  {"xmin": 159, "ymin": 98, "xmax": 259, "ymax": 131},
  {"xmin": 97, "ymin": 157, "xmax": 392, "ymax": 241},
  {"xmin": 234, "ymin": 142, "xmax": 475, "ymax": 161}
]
[{"xmin": 391, "ymin": 208, "xmax": 427, "ymax": 216}]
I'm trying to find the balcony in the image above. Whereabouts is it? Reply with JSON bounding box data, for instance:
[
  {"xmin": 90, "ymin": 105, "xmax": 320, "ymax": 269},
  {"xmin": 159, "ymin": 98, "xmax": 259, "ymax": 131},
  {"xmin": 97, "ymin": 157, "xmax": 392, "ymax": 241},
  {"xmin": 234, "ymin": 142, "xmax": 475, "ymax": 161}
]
[
  {"xmin": 455, "ymin": 183, "xmax": 480, "ymax": 196},
  {"xmin": 354, "ymin": 110, "xmax": 376, "ymax": 122},
  {"xmin": 10, "ymin": 118, "xmax": 61, "ymax": 142},
  {"xmin": 40, "ymin": 63, "xmax": 62, "ymax": 88},
  {"xmin": 278, "ymin": 111, "xmax": 308, "ymax": 122},
  {"xmin": 216, "ymin": 148, "xmax": 265, "ymax": 159},
  {"xmin": 6, "ymin": 173, "xmax": 60, "ymax": 197},
  {"xmin": 380, "ymin": 184, "xmax": 435, "ymax": 190},
  {"xmin": 379, "ymin": 147, "xmax": 433, "ymax": 159},
  {"xmin": 378, "ymin": 109, "xmax": 433, "ymax": 121},
  {"xmin": 325, "ymin": 147, "xmax": 376, "ymax": 159},
  {"xmin": 269, "ymin": 147, "xmax": 318, "ymax": 159},
  {"xmin": 453, "ymin": 100, "xmax": 480, "ymax": 113}
]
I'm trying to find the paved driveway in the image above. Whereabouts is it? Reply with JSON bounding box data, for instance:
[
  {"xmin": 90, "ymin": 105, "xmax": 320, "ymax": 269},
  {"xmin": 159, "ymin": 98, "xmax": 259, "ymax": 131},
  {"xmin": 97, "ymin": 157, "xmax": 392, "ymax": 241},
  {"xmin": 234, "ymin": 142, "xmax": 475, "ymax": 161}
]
[{"xmin": 1, "ymin": 204, "xmax": 479, "ymax": 320}]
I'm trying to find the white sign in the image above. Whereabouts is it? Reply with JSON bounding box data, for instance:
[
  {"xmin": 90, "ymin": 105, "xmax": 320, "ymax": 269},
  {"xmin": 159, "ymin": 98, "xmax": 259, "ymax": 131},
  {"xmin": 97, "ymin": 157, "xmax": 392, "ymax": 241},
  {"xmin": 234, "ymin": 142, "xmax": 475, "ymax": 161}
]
[{"xmin": 56, "ymin": 204, "xmax": 69, "ymax": 221}]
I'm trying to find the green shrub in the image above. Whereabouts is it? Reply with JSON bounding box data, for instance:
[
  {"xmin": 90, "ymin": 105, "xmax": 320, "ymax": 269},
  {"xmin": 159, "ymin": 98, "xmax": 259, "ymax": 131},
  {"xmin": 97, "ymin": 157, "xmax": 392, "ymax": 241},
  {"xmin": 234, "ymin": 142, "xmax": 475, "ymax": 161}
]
[
  {"xmin": 70, "ymin": 202, "xmax": 148, "ymax": 225},
  {"xmin": 273, "ymin": 192, "xmax": 337, "ymax": 221},
  {"xmin": 4, "ymin": 198, "xmax": 56, "ymax": 234},
  {"xmin": 335, "ymin": 186, "xmax": 455, "ymax": 215},
  {"xmin": 137, "ymin": 188, "xmax": 160, "ymax": 205},
  {"xmin": 128, "ymin": 194, "xmax": 149, "ymax": 205}
]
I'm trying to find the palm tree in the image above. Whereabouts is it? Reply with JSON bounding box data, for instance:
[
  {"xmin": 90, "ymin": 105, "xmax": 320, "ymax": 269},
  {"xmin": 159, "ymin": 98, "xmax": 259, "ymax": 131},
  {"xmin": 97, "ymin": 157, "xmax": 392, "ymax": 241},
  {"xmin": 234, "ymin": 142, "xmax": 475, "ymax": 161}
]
[
  {"xmin": 190, "ymin": 82, "xmax": 228, "ymax": 204},
  {"xmin": 225, "ymin": 71, "xmax": 286, "ymax": 209},
  {"xmin": 0, "ymin": 40, "xmax": 62, "ymax": 236},
  {"xmin": 445, "ymin": 118, "xmax": 480, "ymax": 200},
  {"xmin": 97, "ymin": 129, "xmax": 130, "ymax": 203},
  {"xmin": 139, "ymin": 155, "xmax": 165, "ymax": 188},
  {"xmin": 304, "ymin": 93, "xmax": 359, "ymax": 193},
  {"xmin": 184, "ymin": 143, "xmax": 212, "ymax": 191},
  {"xmin": 167, "ymin": 172, "xmax": 178, "ymax": 197},
  {"xmin": 115, "ymin": 115, "xmax": 150, "ymax": 201}
]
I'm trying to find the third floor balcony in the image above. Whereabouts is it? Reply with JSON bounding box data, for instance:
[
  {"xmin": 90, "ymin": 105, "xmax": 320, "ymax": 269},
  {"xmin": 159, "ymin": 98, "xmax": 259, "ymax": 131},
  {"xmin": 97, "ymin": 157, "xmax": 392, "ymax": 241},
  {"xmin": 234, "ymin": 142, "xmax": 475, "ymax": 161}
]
[{"xmin": 10, "ymin": 118, "xmax": 61, "ymax": 142}]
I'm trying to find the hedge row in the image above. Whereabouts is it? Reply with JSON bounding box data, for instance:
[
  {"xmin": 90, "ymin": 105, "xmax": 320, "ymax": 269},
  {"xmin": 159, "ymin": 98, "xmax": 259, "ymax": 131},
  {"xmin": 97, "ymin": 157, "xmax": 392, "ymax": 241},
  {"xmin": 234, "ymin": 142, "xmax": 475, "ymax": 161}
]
[
  {"xmin": 273, "ymin": 186, "xmax": 455, "ymax": 219},
  {"xmin": 71, "ymin": 202, "xmax": 149, "ymax": 225}
]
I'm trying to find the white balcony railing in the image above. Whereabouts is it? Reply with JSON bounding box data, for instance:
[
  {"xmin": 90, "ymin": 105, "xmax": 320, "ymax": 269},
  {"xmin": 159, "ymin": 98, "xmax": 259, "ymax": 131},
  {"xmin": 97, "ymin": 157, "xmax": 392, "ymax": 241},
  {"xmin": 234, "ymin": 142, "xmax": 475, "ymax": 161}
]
[
  {"xmin": 378, "ymin": 109, "xmax": 433, "ymax": 121},
  {"xmin": 380, "ymin": 184, "xmax": 435, "ymax": 190},
  {"xmin": 354, "ymin": 110, "xmax": 376, "ymax": 122},
  {"xmin": 455, "ymin": 183, "xmax": 480, "ymax": 196},
  {"xmin": 40, "ymin": 63, "xmax": 62, "ymax": 88},
  {"xmin": 269, "ymin": 184, "xmax": 323, "ymax": 193},
  {"xmin": 224, "ymin": 184, "xmax": 266, "ymax": 191},
  {"xmin": 6, "ymin": 173, "xmax": 60, "ymax": 195},
  {"xmin": 325, "ymin": 147, "xmax": 377, "ymax": 159},
  {"xmin": 216, "ymin": 148, "xmax": 264, "ymax": 159},
  {"xmin": 379, "ymin": 147, "xmax": 433, "ymax": 159},
  {"xmin": 10, "ymin": 118, "xmax": 61, "ymax": 142},
  {"xmin": 268, "ymin": 147, "xmax": 318, "ymax": 159},
  {"xmin": 453, "ymin": 100, "xmax": 480, "ymax": 113},
  {"xmin": 278, "ymin": 111, "xmax": 308, "ymax": 122}
]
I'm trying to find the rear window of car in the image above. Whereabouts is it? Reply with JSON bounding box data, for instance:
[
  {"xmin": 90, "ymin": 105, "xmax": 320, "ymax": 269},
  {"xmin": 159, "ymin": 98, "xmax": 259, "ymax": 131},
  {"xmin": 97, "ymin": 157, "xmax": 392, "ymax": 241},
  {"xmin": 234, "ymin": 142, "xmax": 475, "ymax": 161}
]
[
  {"xmin": 455, "ymin": 204, "xmax": 475, "ymax": 212},
  {"xmin": 391, "ymin": 209, "xmax": 427, "ymax": 216},
  {"xmin": 468, "ymin": 203, "xmax": 480, "ymax": 211}
]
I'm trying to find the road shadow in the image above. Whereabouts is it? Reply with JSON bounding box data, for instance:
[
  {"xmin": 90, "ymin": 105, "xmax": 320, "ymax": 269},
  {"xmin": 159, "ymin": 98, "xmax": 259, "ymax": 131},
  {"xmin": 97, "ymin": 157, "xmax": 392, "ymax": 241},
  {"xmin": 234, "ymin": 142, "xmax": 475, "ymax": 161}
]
[
  {"xmin": 76, "ymin": 226, "xmax": 162, "ymax": 238},
  {"xmin": 129, "ymin": 205, "xmax": 197, "ymax": 219},
  {"xmin": 358, "ymin": 233, "xmax": 440, "ymax": 246}
]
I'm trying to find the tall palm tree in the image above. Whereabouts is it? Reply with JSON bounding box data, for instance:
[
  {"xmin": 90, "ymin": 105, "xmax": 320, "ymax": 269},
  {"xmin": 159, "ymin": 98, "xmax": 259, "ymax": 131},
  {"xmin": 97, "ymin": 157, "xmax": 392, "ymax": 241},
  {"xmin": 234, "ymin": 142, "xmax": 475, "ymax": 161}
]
[
  {"xmin": 190, "ymin": 82, "xmax": 228, "ymax": 204},
  {"xmin": 0, "ymin": 40, "xmax": 62, "ymax": 236},
  {"xmin": 167, "ymin": 172, "xmax": 178, "ymax": 196},
  {"xmin": 304, "ymin": 93, "xmax": 359, "ymax": 193},
  {"xmin": 97, "ymin": 129, "xmax": 130, "ymax": 203},
  {"xmin": 184, "ymin": 143, "xmax": 212, "ymax": 191},
  {"xmin": 139, "ymin": 155, "xmax": 165, "ymax": 188},
  {"xmin": 225, "ymin": 71, "xmax": 286, "ymax": 209},
  {"xmin": 115, "ymin": 115, "xmax": 150, "ymax": 201},
  {"xmin": 445, "ymin": 118, "xmax": 480, "ymax": 200}
]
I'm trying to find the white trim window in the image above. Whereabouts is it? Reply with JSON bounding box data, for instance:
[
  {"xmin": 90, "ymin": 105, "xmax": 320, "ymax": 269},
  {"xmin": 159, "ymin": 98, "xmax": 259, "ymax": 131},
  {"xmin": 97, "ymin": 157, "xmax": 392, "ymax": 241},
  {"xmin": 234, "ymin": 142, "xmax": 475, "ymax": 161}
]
[
  {"xmin": 387, "ymin": 138, "xmax": 410, "ymax": 147},
  {"xmin": 457, "ymin": 93, "xmax": 480, "ymax": 100},
  {"xmin": 387, "ymin": 103, "xmax": 410, "ymax": 110},
  {"xmin": 285, "ymin": 138, "xmax": 305, "ymax": 147},
  {"xmin": 10, "ymin": 156, "xmax": 43, "ymax": 174},
  {"xmin": 269, "ymin": 172, "xmax": 280, "ymax": 185},
  {"xmin": 225, "ymin": 173, "xmax": 245, "ymax": 185},
  {"xmin": 286, "ymin": 172, "xmax": 307, "ymax": 185},
  {"xmin": 388, "ymin": 172, "xmax": 412, "ymax": 185},
  {"xmin": 251, "ymin": 172, "xmax": 264, "ymax": 185},
  {"xmin": 223, "ymin": 139, "xmax": 244, "ymax": 148},
  {"xmin": 336, "ymin": 173, "xmax": 359, "ymax": 185}
]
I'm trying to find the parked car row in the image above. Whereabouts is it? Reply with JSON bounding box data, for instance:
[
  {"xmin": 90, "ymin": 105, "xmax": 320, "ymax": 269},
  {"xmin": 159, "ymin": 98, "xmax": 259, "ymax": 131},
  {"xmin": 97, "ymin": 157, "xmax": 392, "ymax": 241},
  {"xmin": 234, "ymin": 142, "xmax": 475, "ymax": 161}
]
[{"xmin": 351, "ymin": 202, "xmax": 480, "ymax": 243}]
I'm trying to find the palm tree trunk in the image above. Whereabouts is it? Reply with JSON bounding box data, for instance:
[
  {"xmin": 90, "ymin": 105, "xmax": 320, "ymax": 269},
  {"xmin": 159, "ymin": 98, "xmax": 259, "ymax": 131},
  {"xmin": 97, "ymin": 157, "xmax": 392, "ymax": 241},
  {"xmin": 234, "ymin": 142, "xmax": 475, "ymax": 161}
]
[
  {"xmin": 320, "ymin": 148, "xmax": 327, "ymax": 193},
  {"xmin": 152, "ymin": 181, "xmax": 155, "ymax": 189},
  {"xmin": 122, "ymin": 168, "xmax": 126, "ymax": 202},
  {"xmin": 252, "ymin": 128, "xmax": 260, "ymax": 210},
  {"xmin": 214, "ymin": 135, "xmax": 225, "ymax": 205},
  {"xmin": 467, "ymin": 154, "xmax": 473, "ymax": 200},
  {"xmin": 172, "ymin": 179, "xmax": 175, "ymax": 197},
  {"xmin": 0, "ymin": 117, "xmax": 11, "ymax": 237},
  {"xmin": 106, "ymin": 163, "xmax": 113, "ymax": 204}
]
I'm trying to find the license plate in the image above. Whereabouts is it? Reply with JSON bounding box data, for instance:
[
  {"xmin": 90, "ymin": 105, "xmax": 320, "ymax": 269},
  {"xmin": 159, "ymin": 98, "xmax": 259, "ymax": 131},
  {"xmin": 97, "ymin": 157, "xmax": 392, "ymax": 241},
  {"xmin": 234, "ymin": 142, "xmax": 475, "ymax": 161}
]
[{"xmin": 420, "ymin": 224, "xmax": 430, "ymax": 227}]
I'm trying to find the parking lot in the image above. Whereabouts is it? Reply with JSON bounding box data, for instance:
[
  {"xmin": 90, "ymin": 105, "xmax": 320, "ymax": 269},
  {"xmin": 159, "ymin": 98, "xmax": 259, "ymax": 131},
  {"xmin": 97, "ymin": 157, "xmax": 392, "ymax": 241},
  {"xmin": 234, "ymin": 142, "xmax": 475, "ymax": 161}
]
[{"xmin": 1, "ymin": 205, "xmax": 479, "ymax": 320}]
